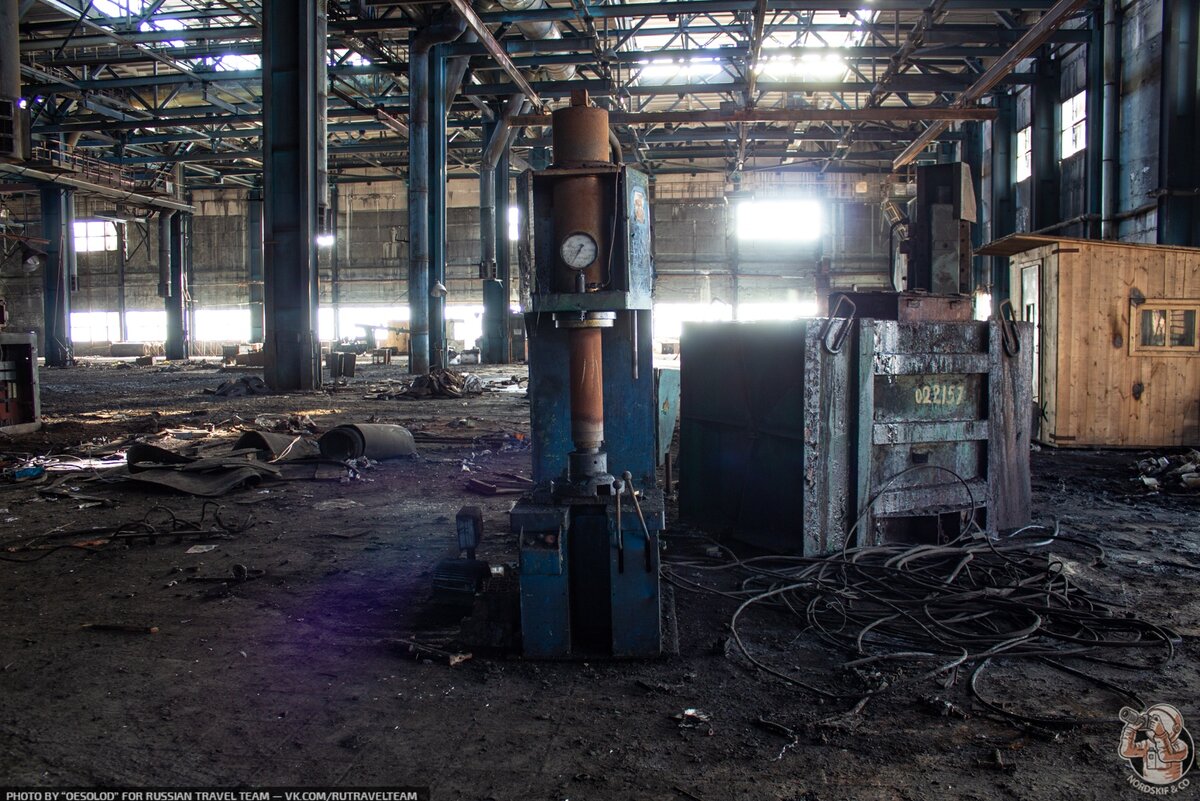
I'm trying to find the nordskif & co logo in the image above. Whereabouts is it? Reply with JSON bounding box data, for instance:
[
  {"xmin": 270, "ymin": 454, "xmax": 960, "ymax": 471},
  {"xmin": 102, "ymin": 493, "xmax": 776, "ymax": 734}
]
[{"xmin": 1119, "ymin": 704, "xmax": 1194, "ymax": 793}]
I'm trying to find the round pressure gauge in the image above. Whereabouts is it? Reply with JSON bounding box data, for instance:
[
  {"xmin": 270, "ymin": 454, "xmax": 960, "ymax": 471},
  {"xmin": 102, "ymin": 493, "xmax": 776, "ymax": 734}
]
[{"xmin": 559, "ymin": 232, "xmax": 598, "ymax": 270}]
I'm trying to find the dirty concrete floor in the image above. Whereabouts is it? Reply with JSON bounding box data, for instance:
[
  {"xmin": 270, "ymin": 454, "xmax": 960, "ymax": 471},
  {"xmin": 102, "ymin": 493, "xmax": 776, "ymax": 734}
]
[{"xmin": 0, "ymin": 359, "xmax": 1197, "ymax": 800}]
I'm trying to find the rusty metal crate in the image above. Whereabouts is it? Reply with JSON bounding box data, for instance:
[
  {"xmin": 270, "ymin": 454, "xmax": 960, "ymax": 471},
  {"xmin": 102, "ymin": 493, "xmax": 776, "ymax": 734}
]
[
  {"xmin": 678, "ymin": 317, "xmax": 1032, "ymax": 554},
  {"xmin": 854, "ymin": 319, "xmax": 1032, "ymax": 544},
  {"xmin": 678, "ymin": 319, "xmax": 852, "ymax": 555}
]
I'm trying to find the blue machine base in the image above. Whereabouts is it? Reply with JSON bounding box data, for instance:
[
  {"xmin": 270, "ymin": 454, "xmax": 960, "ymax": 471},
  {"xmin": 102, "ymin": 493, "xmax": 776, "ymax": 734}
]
[{"xmin": 513, "ymin": 489, "xmax": 665, "ymax": 659}]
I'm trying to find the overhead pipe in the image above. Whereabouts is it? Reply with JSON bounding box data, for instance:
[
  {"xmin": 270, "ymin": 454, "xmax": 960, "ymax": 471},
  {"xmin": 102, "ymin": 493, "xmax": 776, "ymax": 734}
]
[
  {"xmin": 408, "ymin": 14, "xmax": 466, "ymax": 376},
  {"xmin": 480, "ymin": 93, "xmax": 528, "ymax": 281},
  {"xmin": 483, "ymin": 0, "xmax": 575, "ymax": 81},
  {"xmin": 1100, "ymin": 0, "xmax": 1119, "ymax": 239}
]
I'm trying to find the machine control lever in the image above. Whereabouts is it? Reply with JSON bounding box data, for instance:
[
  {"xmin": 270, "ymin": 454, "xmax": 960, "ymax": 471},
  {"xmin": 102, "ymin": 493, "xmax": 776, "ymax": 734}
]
[{"xmin": 622, "ymin": 471, "xmax": 655, "ymax": 572}]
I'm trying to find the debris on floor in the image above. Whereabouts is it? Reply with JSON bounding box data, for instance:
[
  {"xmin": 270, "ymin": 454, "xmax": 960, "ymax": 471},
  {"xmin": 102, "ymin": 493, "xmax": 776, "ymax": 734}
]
[
  {"xmin": 1134, "ymin": 450, "xmax": 1200, "ymax": 492},
  {"xmin": 392, "ymin": 637, "xmax": 474, "ymax": 667},
  {"xmin": 318, "ymin": 423, "xmax": 417, "ymax": 460},
  {"xmin": 465, "ymin": 473, "xmax": 533, "ymax": 496},
  {"xmin": 122, "ymin": 442, "xmax": 281, "ymax": 496},
  {"xmin": 405, "ymin": 368, "xmax": 483, "ymax": 399},
  {"xmin": 205, "ymin": 375, "xmax": 271, "ymax": 397},
  {"xmin": 668, "ymin": 520, "xmax": 1179, "ymax": 729}
]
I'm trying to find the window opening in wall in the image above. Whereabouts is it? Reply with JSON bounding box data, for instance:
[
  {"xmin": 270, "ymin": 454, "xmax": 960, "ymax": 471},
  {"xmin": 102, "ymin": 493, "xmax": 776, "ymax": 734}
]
[
  {"xmin": 1061, "ymin": 90, "xmax": 1086, "ymax": 159},
  {"xmin": 73, "ymin": 220, "xmax": 118, "ymax": 253},
  {"xmin": 1131, "ymin": 301, "xmax": 1200, "ymax": 354},
  {"xmin": 194, "ymin": 309, "xmax": 252, "ymax": 343},
  {"xmin": 125, "ymin": 311, "xmax": 167, "ymax": 342},
  {"xmin": 736, "ymin": 199, "xmax": 822, "ymax": 241},
  {"xmin": 1015, "ymin": 126, "xmax": 1033, "ymax": 181},
  {"xmin": 507, "ymin": 205, "xmax": 520, "ymax": 241},
  {"xmin": 70, "ymin": 311, "xmax": 120, "ymax": 343}
]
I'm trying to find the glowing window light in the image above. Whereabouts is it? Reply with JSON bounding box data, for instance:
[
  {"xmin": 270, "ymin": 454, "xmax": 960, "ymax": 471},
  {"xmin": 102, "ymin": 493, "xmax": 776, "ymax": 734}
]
[{"xmin": 736, "ymin": 200, "xmax": 823, "ymax": 242}]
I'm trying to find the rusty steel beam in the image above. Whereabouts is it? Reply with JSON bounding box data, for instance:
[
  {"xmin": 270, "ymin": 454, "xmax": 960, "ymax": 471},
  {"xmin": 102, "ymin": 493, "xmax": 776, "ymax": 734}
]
[
  {"xmin": 444, "ymin": 0, "xmax": 541, "ymax": 109},
  {"xmin": 510, "ymin": 106, "xmax": 997, "ymax": 127},
  {"xmin": 892, "ymin": 0, "xmax": 1089, "ymax": 171}
]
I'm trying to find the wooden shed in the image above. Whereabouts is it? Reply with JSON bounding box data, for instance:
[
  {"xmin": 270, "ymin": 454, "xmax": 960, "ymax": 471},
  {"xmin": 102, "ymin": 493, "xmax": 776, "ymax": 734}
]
[{"xmin": 979, "ymin": 234, "xmax": 1200, "ymax": 448}]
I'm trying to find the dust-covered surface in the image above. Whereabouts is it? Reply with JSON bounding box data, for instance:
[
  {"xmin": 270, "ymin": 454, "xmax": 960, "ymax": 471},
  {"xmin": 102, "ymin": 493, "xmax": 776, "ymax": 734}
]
[{"xmin": 0, "ymin": 360, "xmax": 1197, "ymax": 800}]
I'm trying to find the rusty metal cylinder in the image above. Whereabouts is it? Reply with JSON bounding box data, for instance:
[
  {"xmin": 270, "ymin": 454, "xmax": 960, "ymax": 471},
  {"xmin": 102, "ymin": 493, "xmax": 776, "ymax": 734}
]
[
  {"xmin": 568, "ymin": 327, "xmax": 605, "ymax": 451},
  {"xmin": 551, "ymin": 103, "xmax": 611, "ymax": 167},
  {"xmin": 552, "ymin": 175, "xmax": 609, "ymax": 290}
]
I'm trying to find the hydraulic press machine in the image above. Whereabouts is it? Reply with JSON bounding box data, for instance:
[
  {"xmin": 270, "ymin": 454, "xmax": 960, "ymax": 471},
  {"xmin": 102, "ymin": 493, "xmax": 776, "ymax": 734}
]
[{"xmin": 511, "ymin": 89, "xmax": 665, "ymax": 659}]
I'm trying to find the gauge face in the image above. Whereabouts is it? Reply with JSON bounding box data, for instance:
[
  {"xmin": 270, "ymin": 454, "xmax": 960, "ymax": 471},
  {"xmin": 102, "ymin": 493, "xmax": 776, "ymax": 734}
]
[{"xmin": 559, "ymin": 232, "xmax": 598, "ymax": 270}]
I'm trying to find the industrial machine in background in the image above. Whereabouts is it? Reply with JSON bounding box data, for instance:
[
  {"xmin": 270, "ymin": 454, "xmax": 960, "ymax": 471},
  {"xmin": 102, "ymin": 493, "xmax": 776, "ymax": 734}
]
[
  {"xmin": 511, "ymin": 90, "xmax": 665, "ymax": 659},
  {"xmin": 0, "ymin": 302, "xmax": 40, "ymax": 435}
]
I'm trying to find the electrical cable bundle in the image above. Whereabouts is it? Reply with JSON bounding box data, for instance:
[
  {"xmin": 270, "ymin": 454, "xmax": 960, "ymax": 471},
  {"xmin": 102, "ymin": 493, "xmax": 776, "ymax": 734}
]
[{"xmin": 664, "ymin": 523, "xmax": 1179, "ymax": 728}]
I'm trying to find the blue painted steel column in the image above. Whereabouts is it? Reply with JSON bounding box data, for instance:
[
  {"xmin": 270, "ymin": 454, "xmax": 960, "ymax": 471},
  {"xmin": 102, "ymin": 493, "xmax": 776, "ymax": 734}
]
[
  {"xmin": 429, "ymin": 43, "xmax": 448, "ymax": 368},
  {"xmin": 989, "ymin": 91, "xmax": 1016, "ymax": 314},
  {"xmin": 39, "ymin": 186, "xmax": 73, "ymax": 367},
  {"xmin": 408, "ymin": 18, "xmax": 465, "ymax": 376},
  {"xmin": 1157, "ymin": 0, "xmax": 1200, "ymax": 246},
  {"xmin": 247, "ymin": 188, "xmax": 264, "ymax": 343},
  {"xmin": 494, "ymin": 143, "xmax": 512, "ymax": 363},
  {"xmin": 262, "ymin": 0, "xmax": 321, "ymax": 390},
  {"xmin": 165, "ymin": 210, "xmax": 189, "ymax": 360}
]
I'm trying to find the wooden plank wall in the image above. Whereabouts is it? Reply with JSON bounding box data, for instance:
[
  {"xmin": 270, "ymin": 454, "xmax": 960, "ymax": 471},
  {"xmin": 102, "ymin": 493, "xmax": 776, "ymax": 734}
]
[{"xmin": 1013, "ymin": 241, "xmax": 1200, "ymax": 447}]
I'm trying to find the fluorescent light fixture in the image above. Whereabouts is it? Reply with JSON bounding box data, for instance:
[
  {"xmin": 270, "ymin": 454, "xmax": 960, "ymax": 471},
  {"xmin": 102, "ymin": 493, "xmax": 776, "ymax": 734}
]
[{"xmin": 316, "ymin": 233, "xmax": 335, "ymax": 247}]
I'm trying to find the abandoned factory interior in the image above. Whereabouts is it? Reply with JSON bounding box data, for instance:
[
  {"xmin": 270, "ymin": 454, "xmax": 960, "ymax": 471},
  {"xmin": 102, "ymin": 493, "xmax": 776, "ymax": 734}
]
[{"xmin": 0, "ymin": 0, "xmax": 1198, "ymax": 797}]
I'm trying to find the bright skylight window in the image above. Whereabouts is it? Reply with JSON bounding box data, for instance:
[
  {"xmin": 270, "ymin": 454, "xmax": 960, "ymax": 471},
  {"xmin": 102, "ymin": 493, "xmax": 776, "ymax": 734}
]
[
  {"xmin": 93, "ymin": 0, "xmax": 148, "ymax": 17},
  {"xmin": 737, "ymin": 200, "xmax": 823, "ymax": 242},
  {"xmin": 204, "ymin": 54, "xmax": 262, "ymax": 71},
  {"xmin": 757, "ymin": 53, "xmax": 847, "ymax": 80},
  {"xmin": 139, "ymin": 17, "xmax": 186, "ymax": 48},
  {"xmin": 73, "ymin": 220, "xmax": 118, "ymax": 253},
  {"xmin": 1061, "ymin": 90, "xmax": 1086, "ymax": 159},
  {"xmin": 1016, "ymin": 126, "xmax": 1033, "ymax": 181},
  {"xmin": 638, "ymin": 58, "xmax": 724, "ymax": 81}
]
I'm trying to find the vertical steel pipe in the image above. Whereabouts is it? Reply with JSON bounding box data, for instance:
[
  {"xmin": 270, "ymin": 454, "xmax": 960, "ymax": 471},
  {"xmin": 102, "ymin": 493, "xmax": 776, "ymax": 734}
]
[
  {"xmin": 495, "ymin": 142, "xmax": 512, "ymax": 361},
  {"xmin": 39, "ymin": 186, "xmax": 72, "ymax": 367},
  {"xmin": 158, "ymin": 209, "xmax": 173, "ymax": 300},
  {"xmin": 0, "ymin": 0, "xmax": 26, "ymax": 161},
  {"xmin": 408, "ymin": 16, "xmax": 465, "ymax": 376},
  {"xmin": 165, "ymin": 211, "xmax": 188, "ymax": 360},
  {"xmin": 247, "ymin": 189, "xmax": 264, "ymax": 343},
  {"xmin": 429, "ymin": 43, "xmax": 448, "ymax": 369},
  {"xmin": 1100, "ymin": 0, "xmax": 1120, "ymax": 239}
]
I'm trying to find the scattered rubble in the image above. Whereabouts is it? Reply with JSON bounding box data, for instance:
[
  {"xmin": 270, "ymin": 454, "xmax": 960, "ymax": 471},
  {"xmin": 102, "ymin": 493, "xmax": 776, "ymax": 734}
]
[
  {"xmin": 205, "ymin": 375, "xmax": 271, "ymax": 398},
  {"xmin": 1134, "ymin": 450, "xmax": 1200, "ymax": 492}
]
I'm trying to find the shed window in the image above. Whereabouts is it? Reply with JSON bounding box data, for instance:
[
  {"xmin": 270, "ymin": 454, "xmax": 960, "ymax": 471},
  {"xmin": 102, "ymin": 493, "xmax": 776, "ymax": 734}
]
[
  {"xmin": 1015, "ymin": 127, "xmax": 1032, "ymax": 182},
  {"xmin": 1132, "ymin": 302, "xmax": 1200, "ymax": 354},
  {"xmin": 1061, "ymin": 90, "xmax": 1086, "ymax": 158}
]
